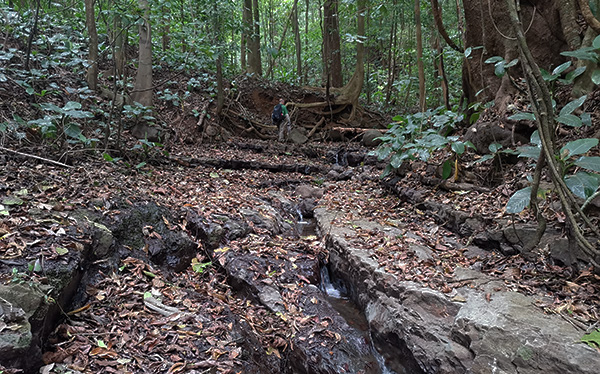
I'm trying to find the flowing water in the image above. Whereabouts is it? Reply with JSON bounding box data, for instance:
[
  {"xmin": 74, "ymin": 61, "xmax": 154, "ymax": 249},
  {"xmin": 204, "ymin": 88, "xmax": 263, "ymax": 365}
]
[{"xmin": 320, "ymin": 266, "xmax": 407, "ymax": 374}]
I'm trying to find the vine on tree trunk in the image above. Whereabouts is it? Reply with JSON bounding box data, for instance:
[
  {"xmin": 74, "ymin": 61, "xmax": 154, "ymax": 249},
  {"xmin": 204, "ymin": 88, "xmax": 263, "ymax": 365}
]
[{"xmin": 506, "ymin": 0, "xmax": 600, "ymax": 267}]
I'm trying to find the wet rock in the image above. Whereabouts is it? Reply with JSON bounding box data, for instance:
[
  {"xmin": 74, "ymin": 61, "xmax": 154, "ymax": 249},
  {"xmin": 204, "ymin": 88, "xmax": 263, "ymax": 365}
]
[
  {"xmin": 257, "ymin": 286, "xmax": 285, "ymax": 314},
  {"xmin": 90, "ymin": 221, "xmax": 114, "ymax": 257},
  {"xmin": 362, "ymin": 129, "xmax": 383, "ymax": 147},
  {"xmin": 0, "ymin": 282, "xmax": 51, "ymax": 371},
  {"xmin": 289, "ymin": 128, "xmax": 308, "ymax": 144},
  {"xmin": 409, "ymin": 244, "xmax": 434, "ymax": 262},
  {"xmin": 113, "ymin": 202, "xmax": 197, "ymax": 272},
  {"xmin": 346, "ymin": 152, "xmax": 364, "ymax": 167},
  {"xmin": 294, "ymin": 184, "xmax": 324, "ymax": 199},
  {"xmin": 297, "ymin": 198, "xmax": 317, "ymax": 219},
  {"xmin": 316, "ymin": 208, "xmax": 600, "ymax": 374},
  {"xmin": 240, "ymin": 205, "xmax": 290, "ymax": 235},
  {"xmin": 186, "ymin": 210, "xmax": 226, "ymax": 249}
]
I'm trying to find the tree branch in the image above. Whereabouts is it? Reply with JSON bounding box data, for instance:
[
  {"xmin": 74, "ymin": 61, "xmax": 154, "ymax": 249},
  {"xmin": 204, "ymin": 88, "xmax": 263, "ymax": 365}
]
[
  {"xmin": 430, "ymin": 0, "xmax": 463, "ymax": 53},
  {"xmin": 0, "ymin": 147, "xmax": 73, "ymax": 168},
  {"xmin": 578, "ymin": 0, "xmax": 600, "ymax": 34}
]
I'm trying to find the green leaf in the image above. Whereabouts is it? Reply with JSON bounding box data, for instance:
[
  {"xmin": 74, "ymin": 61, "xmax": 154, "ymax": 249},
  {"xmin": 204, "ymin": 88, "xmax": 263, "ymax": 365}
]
[
  {"xmin": 66, "ymin": 110, "xmax": 93, "ymax": 119},
  {"xmin": 55, "ymin": 247, "xmax": 69, "ymax": 256},
  {"xmin": 506, "ymin": 187, "xmax": 532, "ymax": 214},
  {"xmin": 442, "ymin": 160, "xmax": 453, "ymax": 179},
  {"xmin": 475, "ymin": 154, "xmax": 495, "ymax": 163},
  {"xmin": 504, "ymin": 59, "xmax": 519, "ymax": 68},
  {"xmin": 592, "ymin": 69, "xmax": 600, "ymax": 85},
  {"xmin": 555, "ymin": 114, "xmax": 583, "ymax": 127},
  {"xmin": 560, "ymin": 138, "xmax": 599, "ymax": 158},
  {"xmin": 135, "ymin": 162, "xmax": 146, "ymax": 169},
  {"xmin": 575, "ymin": 156, "xmax": 600, "ymax": 172},
  {"xmin": 143, "ymin": 292, "xmax": 152, "ymax": 299},
  {"xmin": 552, "ymin": 61, "xmax": 572, "ymax": 76},
  {"xmin": 63, "ymin": 101, "xmax": 82, "ymax": 111},
  {"xmin": 485, "ymin": 56, "xmax": 504, "ymax": 64},
  {"xmin": 2, "ymin": 196, "xmax": 23, "ymax": 205},
  {"xmin": 508, "ymin": 111, "xmax": 536, "ymax": 121},
  {"xmin": 97, "ymin": 340, "xmax": 107, "ymax": 348},
  {"xmin": 26, "ymin": 87, "xmax": 34, "ymax": 95},
  {"xmin": 489, "ymin": 143, "xmax": 502, "ymax": 153},
  {"xmin": 593, "ymin": 35, "xmax": 600, "ymax": 49},
  {"xmin": 494, "ymin": 62, "xmax": 506, "ymax": 77},
  {"xmin": 530, "ymin": 130, "xmax": 541, "ymax": 146},
  {"xmin": 560, "ymin": 95, "xmax": 587, "ymax": 116},
  {"xmin": 451, "ymin": 142, "xmax": 465, "ymax": 155},
  {"xmin": 517, "ymin": 146, "xmax": 541, "ymax": 160},
  {"xmin": 540, "ymin": 69, "xmax": 556, "ymax": 82},
  {"xmin": 562, "ymin": 66, "xmax": 587, "ymax": 83},
  {"xmin": 15, "ymin": 189, "xmax": 28, "ymax": 196},
  {"xmin": 581, "ymin": 329, "xmax": 600, "ymax": 349},
  {"xmin": 192, "ymin": 261, "xmax": 212, "ymax": 273},
  {"xmin": 561, "ymin": 47, "xmax": 599, "ymax": 62},
  {"xmin": 64, "ymin": 123, "xmax": 82, "ymax": 139},
  {"xmin": 390, "ymin": 152, "xmax": 407, "ymax": 169},
  {"xmin": 143, "ymin": 270, "xmax": 156, "ymax": 278},
  {"xmin": 33, "ymin": 258, "xmax": 43, "ymax": 272},
  {"xmin": 564, "ymin": 172, "xmax": 599, "ymax": 199},
  {"xmin": 103, "ymin": 152, "xmax": 114, "ymax": 162},
  {"xmin": 464, "ymin": 47, "xmax": 472, "ymax": 58},
  {"xmin": 581, "ymin": 113, "xmax": 592, "ymax": 127}
]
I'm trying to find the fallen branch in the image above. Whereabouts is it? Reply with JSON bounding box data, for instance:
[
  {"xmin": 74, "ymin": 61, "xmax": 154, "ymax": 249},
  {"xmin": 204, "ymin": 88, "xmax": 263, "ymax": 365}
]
[
  {"xmin": 0, "ymin": 146, "xmax": 73, "ymax": 168},
  {"xmin": 306, "ymin": 117, "xmax": 325, "ymax": 138}
]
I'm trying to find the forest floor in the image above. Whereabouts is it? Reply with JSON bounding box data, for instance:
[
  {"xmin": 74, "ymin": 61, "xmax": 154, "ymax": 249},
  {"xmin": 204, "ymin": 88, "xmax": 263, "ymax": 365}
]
[
  {"xmin": 1, "ymin": 73, "xmax": 600, "ymax": 373},
  {"xmin": 2, "ymin": 132, "xmax": 600, "ymax": 373}
]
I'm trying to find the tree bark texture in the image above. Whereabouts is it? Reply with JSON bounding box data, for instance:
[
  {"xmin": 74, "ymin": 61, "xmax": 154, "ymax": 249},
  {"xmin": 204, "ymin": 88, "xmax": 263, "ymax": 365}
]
[
  {"xmin": 85, "ymin": 0, "xmax": 98, "ymax": 90},
  {"xmin": 415, "ymin": 0, "xmax": 426, "ymax": 111},
  {"xmin": 241, "ymin": 0, "xmax": 251, "ymax": 71},
  {"xmin": 247, "ymin": 0, "xmax": 262, "ymax": 76},
  {"xmin": 462, "ymin": 0, "xmax": 568, "ymax": 108},
  {"xmin": 323, "ymin": 0, "xmax": 343, "ymax": 87},
  {"xmin": 293, "ymin": 0, "xmax": 302, "ymax": 79},
  {"xmin": 132, "ymin": 0, "xmax": 153, "ymax": 107}
]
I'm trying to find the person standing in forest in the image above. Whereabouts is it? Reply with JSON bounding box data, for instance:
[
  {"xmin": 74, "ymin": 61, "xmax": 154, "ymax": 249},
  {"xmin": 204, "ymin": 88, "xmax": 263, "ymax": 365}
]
[{"xmin": 273, "ymin": 98, "xmax": 291, "ymax": 142}]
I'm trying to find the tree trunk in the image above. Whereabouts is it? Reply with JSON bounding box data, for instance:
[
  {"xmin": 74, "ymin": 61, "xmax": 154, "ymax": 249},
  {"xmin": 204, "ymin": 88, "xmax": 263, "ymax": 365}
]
[
  {"xmin": 85, "ymin": 0, "xmax": 98, "ymax": 91},
  {"xmin": 415, "ymin": 0, "xmax": 426, "ymax": 111},
  {"xmin": 385, "ymin": 0, "xmax": 397, "ymax": 104},
  {"xmin": 434, "ymin": 35, "xmax": 450, "ymax": 109},
  {"xmin": 462, "ymin": 0, "xmax": 568, "ymax": 107},
  {"xmin": 241, "ymin": 0, "xmax": 251, "ymax": 71},
  {"xmin": 304, "ymin": 0, "xmax": 309, "ymax": 83},
  {"xmin": 331, "ymin": 0, "xmax": 366, "ymax": 119},
  {"xmin": 113, "ymin": 14, "xmax": 126, "ymax": 79},
  {"xmin": 323, "ymin": 0, "xmax": 342, "ymax": 87},
  {"xmin": 132, "ymin": 0, "xmax": 153, "ymax": 107},
  {"xmin": 247, "ymin": 0, "xmax": 262, "ymax": 76},
  {"xmin": 293, "ymin": 0, "xmax": 302, "ymax": 79},
  {"xmin": 558, "ymin": 0, "xmax": 581, "ymax": 50}
]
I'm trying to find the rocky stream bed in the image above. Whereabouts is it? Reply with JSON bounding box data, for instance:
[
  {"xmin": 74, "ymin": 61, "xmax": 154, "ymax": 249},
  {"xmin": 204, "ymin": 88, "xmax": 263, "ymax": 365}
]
[{"xmin": 1, "ymin": 139, "xmax": 599, "ymax": 374}]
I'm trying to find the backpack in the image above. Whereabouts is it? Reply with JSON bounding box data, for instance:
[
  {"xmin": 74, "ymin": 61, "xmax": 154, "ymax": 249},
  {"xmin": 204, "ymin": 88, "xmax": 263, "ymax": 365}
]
[{"xmin": 272, "ymin": 104, "xmax": 283, "ymax": 123}]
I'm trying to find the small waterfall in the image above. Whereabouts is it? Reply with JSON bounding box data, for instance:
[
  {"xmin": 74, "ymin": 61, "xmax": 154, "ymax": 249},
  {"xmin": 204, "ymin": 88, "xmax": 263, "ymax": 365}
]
[{"xmin": 319, "ymin": 265, "xmax": 405, "ymax": 374}]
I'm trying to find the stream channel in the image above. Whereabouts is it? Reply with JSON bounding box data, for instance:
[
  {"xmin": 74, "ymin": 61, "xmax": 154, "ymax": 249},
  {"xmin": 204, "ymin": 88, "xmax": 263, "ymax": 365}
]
[
  {"xmin": 320, "ymin": 265, "xmax": 407, "ymax": 374},
  {"xmin": 299, "ymin": 215, "xmax": 408, "ymax": 374}
]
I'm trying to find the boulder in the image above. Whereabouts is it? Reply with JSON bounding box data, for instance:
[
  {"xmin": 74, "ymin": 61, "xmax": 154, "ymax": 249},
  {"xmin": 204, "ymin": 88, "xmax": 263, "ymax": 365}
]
[
  {"xmin": 315, "ymin": 208, "xmax": 600, "ymax": 374},
  {"xmin": 362, "ymin": 129, "xmax": 384, "ymax": 147},
  {"xmin": 112, "ymin": 202, "xmax": 197, "ymax": 272},
  {"xmin": 289, "ymin": 128, "xmax": 308, "ymax": 144}
]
